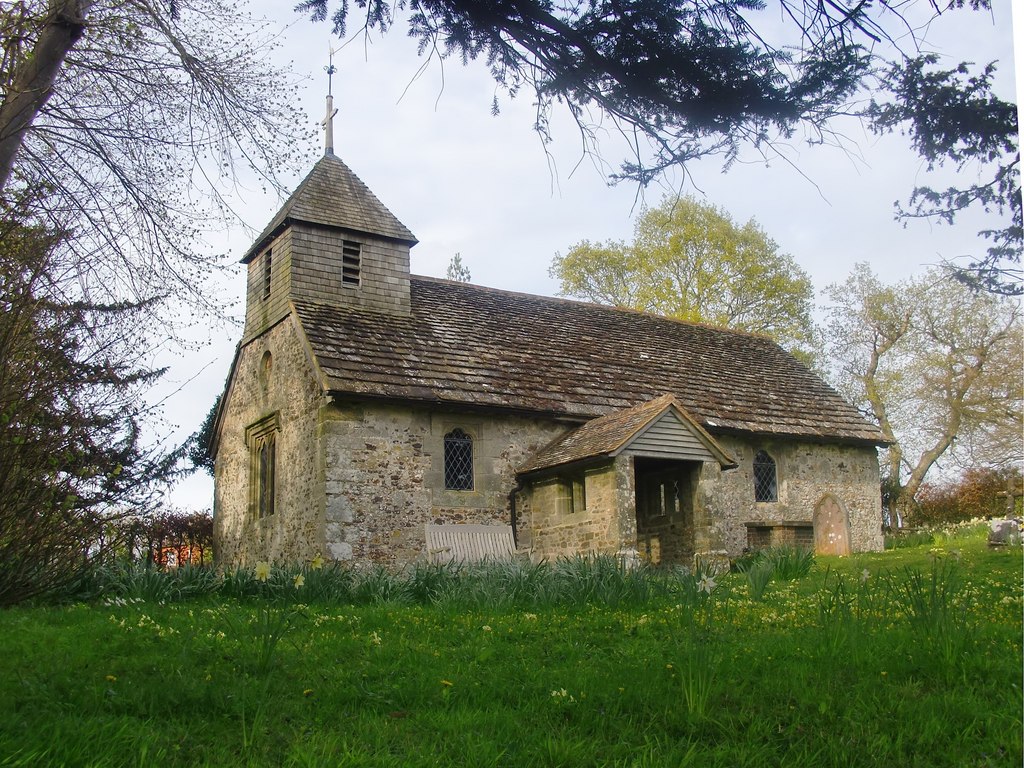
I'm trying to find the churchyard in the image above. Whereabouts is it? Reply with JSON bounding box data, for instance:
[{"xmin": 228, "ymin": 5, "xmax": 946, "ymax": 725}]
[{"xmin": 0, "ymin": 522, "xmax": 1019, "ymax": 767}]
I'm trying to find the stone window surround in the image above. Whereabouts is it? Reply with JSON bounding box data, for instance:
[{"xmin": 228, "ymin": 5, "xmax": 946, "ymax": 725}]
[
  {"xmin": 246, "ymin": 412, "xmax": 280, "ymax": 520},
  {"xmin": 429, "ymin": 417, "xmax": 490, "ymax": 508}
]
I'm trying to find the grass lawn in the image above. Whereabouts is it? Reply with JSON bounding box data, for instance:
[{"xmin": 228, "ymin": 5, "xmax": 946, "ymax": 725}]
[{"xmin": 0, "ymin": 532, "xmax": 1020, "ymax": 767}]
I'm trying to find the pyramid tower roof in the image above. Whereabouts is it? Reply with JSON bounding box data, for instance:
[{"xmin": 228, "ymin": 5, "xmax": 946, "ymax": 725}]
[{"xmin": 241, "ymin": 154, "xmax": 417, "ymax": 263}]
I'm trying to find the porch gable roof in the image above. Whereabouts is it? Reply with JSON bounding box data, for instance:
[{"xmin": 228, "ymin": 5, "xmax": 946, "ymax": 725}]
[{"xmin": 517, "ymin": 394, "xmax": 737, "ymax": 475}]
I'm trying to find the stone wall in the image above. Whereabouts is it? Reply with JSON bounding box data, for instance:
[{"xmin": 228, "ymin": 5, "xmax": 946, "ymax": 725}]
[
  {"xmin": 523, "ymin": 436, "xmax": 882, "ymax": 566},
  {"xmin": 696, "ymin": 436, "xmax": 883, "ymax": 555},
  {"xmin": 213, "ymin": 316, "xmax": 328, "ymax": 566},
  {"xmin": 215, "ymin": 342, "xmax": 884, "ymax": 568},
  {"xmin": 523, "ymin": 464, "xmax": 626, "ymax": 560},
  {"xmin": 320, "ymin": 400, "xmax": 566, "ymax": 567}
]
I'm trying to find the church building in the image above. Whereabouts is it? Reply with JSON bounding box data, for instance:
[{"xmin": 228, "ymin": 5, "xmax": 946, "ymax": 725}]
[{"xmin": 210, "ymin": 142, "xmax": 887, "ymax": 569}]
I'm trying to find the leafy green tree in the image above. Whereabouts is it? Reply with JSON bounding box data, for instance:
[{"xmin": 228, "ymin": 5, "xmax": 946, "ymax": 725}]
[
  {"xmin": 869, "ymin": 55, "xmax": 1020, "ymax": 295},
  {"xmin": 823, "ymin": 263, "xmax": 1022, "ymax": 523},
  {"xmin": 0, "ymin": 205, "xmax": 178, "ymax": 604},
  {"xmin": 550, "ymin": 195, "xmax": 815, "ymax": 356}
]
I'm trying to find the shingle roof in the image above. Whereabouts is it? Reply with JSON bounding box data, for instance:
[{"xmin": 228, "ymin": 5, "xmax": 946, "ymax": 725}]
[
  {"xmin": 241, "ymin": 154, "xmax": 417, "ymax": 263},
  {"xmin": 517, "ymin": 394, "xmax": 738, "ymax": 474},
  {"xmin": 294, "ymin": 276, "xmax": 887, "ymax": 444}
]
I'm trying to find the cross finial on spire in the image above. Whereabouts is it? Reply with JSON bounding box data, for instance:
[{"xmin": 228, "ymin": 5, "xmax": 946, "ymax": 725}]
[{"xmin": 320, "ymin": 46, "xmax": 339, "ymax": 156}]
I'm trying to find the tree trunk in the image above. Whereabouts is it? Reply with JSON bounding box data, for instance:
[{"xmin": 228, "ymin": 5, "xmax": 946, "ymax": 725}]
[{"xmin": 0, "ymin": 0, "xmax": 91, "ymax": 193}]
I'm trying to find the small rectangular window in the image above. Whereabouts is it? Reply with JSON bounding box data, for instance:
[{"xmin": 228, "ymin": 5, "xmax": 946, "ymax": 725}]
[
  {"xmin": 572, "ymin": 477, "xmax": 586, "ymax": 513},
  {"xmin": 753, "ymin": 450, "xmax": 778, "ymax": 503},
  {"xmin": 556, "ymin": 475, "xmax": 586, "ymax": 515},
  {"xmin": 661, "ymin": 481, "xmax": 677, "ymax": 517},
  {"xmin": 443, "ymin": 429, "xmax": 473, "ymax": 490},
  {"xmin": 342, "ymin": 240, "xmax": 360, "ymax": 286},
  {"xmin": 262, "ymin": 249, "xmax": 272, "ymax": 300}
]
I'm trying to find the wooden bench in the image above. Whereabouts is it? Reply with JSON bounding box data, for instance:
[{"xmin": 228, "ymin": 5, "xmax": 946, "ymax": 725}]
[{"xmin": 425, "ymin": 524, "xmax": 516, "ymax": 564}]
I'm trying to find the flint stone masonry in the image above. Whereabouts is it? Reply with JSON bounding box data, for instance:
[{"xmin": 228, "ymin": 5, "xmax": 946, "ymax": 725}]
[
  {"xmin": 697, "ymin": 436, "xmax": 883, "ymax": 554},
  {"xmin": 523, "ymin": 465, "xmax": 622, "ymax": 559},
  {"xmin": 319, "ymin": 400, "xmax": 566, "ymax": 567},
  {"xmin": 214, "ymin": 317, "xmax": 327, "ymax": 566},
  {"xmin": 522, "ymin": 435, "xmax": 881, "ymax": 566}
]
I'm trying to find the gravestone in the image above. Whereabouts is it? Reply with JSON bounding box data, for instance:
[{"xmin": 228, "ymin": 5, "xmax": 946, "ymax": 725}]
[{"xmin": 987, "ymin": 519, "xmax": 1021, "ymax": 547}]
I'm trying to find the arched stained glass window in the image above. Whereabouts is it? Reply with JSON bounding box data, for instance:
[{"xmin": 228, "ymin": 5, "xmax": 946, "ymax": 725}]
[
  {"xmin": 753, "ymin": 450, "xmax": 777, "ymax": 503},
  {"xmin": 444, "ymin": 429, "xmax": 474, "ymax": 491}
]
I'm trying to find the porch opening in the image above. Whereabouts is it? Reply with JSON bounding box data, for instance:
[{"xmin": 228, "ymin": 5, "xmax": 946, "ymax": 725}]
[{"xmin": 634, "ymin": 458, "xmax": 700, "ymax": 567}]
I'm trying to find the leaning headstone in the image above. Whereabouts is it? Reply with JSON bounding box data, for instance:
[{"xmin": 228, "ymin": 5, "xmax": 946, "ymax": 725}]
[{"xmin": 987, "ymin": 519, "xmax": 1021, "ymax": 547}]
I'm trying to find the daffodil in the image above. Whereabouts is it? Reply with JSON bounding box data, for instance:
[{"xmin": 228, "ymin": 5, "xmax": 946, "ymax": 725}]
[
  {"xmin": 697, "ymin": 574, "xmax": 717, "ymax": 594},
  {"xmin": 311, "ymin": 554, "xmax": 325, "ymax": 570},
  {"xmin": 293, "ymin": 573, "xmax": 305, "ymax": 589},
  {"xmin": 254, "ymin": 561, "xmax": 271, "ymax": 582}
]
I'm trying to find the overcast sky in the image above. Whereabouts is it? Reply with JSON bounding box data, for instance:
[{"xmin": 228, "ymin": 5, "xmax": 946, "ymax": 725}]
[{"xmin": 160, "ymin": 0, "xmax": 1021, "ymax": 511}]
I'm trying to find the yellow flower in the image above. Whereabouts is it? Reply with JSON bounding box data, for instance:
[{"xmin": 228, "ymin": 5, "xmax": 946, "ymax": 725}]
[
  {"xmin": 293, "ymin": 574, "xmax": 305, "ymax": 589},
  {"xmin": 311, "ymin": 554, "xmax": 325, "ymax": 570},
  {"xmin": 440, "ymin": 679, "xmax": 453, "ymax": 687},
  {"xmin": 303, "ymin": 688, "xmax": 314, "ymax": 697},
  {"xmin": 254, "ymin": 561, "xmax": 271, "ymax": 582},
  {"xmin": 105, "ymin": 675, "xmax": 117, "ymax": 683}
]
